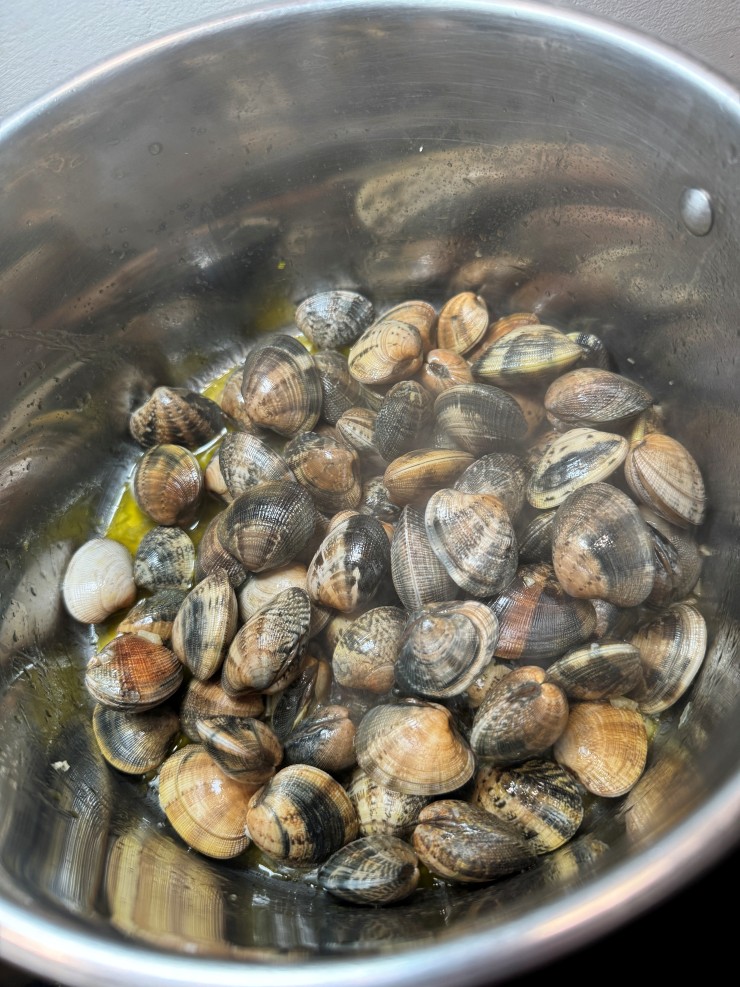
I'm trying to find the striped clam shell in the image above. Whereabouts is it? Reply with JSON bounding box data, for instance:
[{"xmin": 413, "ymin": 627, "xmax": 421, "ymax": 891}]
[
  {"xmin": 526, "ymin": 427, "xmax": 629, "ymax": 510},
  {"xmin": 240, "ymin": 334, "xmax": 322, "ymax": 437},
  {"xmin": 171, "ymin": 569, "xmax": 238, "ymax": 681},
  {"xmin": 472, "ymin": 758, "xmax": 584, "ymax": 854},
  {"xmin": 218, "ymin": 431, "xmax": 294, "ymax": 500},
  {"xmin": 544, "ymin": 367, "xmax": 651, "ymax": 427},
  {"xmin": 412, "ymin": 800, "xmax": 536, "ymax": 883},
  {"xmin": 318, "ymin": 835, "xmax": 420, "ymax": 905},
  {"xmin": 133, "ymin": 526, "xmax": 195, "ymax": 592},
  {"xmin": 246, "ymin": 763, "xmax": 359, "ymax": 865},
  {"xmin": 332, "ymin": 605, "xmax": 407, "ymax": 693},
  {"xmin": 306, "ymin": 513, "xmax": 391, "ymax": 613},
  {"xmin": 425, "ymin": 488, "xmax": 519, "ymax": 597},
  {"xmin": 347, "ymin": 318, "xmax": 424, "ymax": 386},
  {"xmin": 472, "ymin": 324, "xmax": 584, "ymax": 387},
  {"xmin": 129, "ymin": 386, "xmax": 225, "ymax": 450},
  {"xmin": 294, "ymin": 289, "xmax": 374, "ymax": 350},
  {"xmin": 434, "ymin": 383, "xmax": 528, "ymax": 456},
  {"xmin": 391, "ymin": 505, "xmax": 459, "ymax": 611},
  {"xmin": 624, "ymin": 432, "xmax": 706, "ymax": 527}
]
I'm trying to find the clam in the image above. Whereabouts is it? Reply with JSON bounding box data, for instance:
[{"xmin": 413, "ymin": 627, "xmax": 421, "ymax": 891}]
[
  {"xmin": 472, "ymin": 758, "xmax": 584, "ymax": 854},
  {"xmin": 425, "ymin": 488, "xmax": 518, "ymax": 597},
  {"xmin": 218, "ymin": 366, "xmax": 261, "ymax": 432},
  {"xmin": 282, "ymin": 704, "xmax": 357, "ymax": 774},
  {"xmin": 591, "ymin": 598, "xmax": 641, "ymax": 640},
  {"xmin": 546, "ymin": 640, "xmax": 645, "ymax": 701},
  {"xmin": 551, "ymin": 482, "xmax": 655, "ymax": 607},
  {"xmin": 239, "ymin": 333, "xmax": 322, "ymax": 437},
  {"xmin": 133, "ymin": 526, "xmax": 195, "ymax": 591},
  {"xmin": 246, "ymin": 763, "xmax": 359, "ymax": 865},
  {"xmin": 435, "ymin": 292, "xmax": 489, "ymax": 355},
  {"xmin": 543, "ymin": 368, "xmax": 651, "ymax": 428},
  {"xmin": 641, "ymin": 506, "xmax": 703, "ymax": 606},
  {"xmin": 624, "ymin": 432, "xmax": 707, "ymax": 527},
  {"xmin": 318, "ymin": 835, "xmax": 420, "ymax": 905},
  {"xmin": 217, "ymin": 431, "xmax": 294, "ymax": 500},
  {"xmin": 267, "ymin": 653, "xmax": 333, "ymax": 742},
  {"xmin": 196, "ymin": 715, "xmax": 283, "ymax": 785},
  {"xmin": 335, "ymin": 406, "xmax": 388, "ymax": 475},
  {"xmin": 379, "ymin": 300, "xmax": 438, "ymax": 353},
  {"xmin": 515, "ymin": 509, "xmax": 555, "ymax": 563},
  {"xmin": 419, "ymin": 349, "xmax": 474, "ymax": 395},
  {"xmin": 314, "ymin": 350, "xmax": 372, "ymax": 425},
  {"xmin": 171, "ymin": 569, "xmax": 238, "ymax": 680},
  {"xmin": 179, "ymin": 676, "xmax": 264, "ymax": 742},
  {"xmin": 454, "ymin": 451, "xmax": 529, "ymax": 519},
  {"xmin": 395, "ymin": 600, "xmax": 499, "ymax": 699},
  {"xmin": 92, "ymin": 703, "xmax": 180, "ymax": 775},
  {"xmin": 566, "ymin": 331, "xmax": 613, "ymax": 371},
  {"xmin": 359, "ymin": 475, "xmax": 403, "ymax": 522},
  {"xmin": 470, "ymin": 666, "xmax": 569, "ymax": 765},
  {"xmin": 237, "ymin": 563, "xmax": 330, "ymax": 639},
  {"xmin": 62, "ymin": 537, "xmax": 137, "ymax": 624},
  {"xmin": 434, "ymin": 383, "xmax": 528, "ymax": 456},
  {"xmin": 347, "ymin": 318, "xmax": 424, "ymax": 386},
  {"xmin": 384, "ymin": 448, "xmax": 475, "ymax": 507},
  {"xmin": 507, "ymin": 389, "xmax": 547, "ymax": 439},
  {"xmin": 373, "ymin": 380, "xmax": 433, "ymax": 462},
  {"xmin": 219, "ymin": 480, "xmax": 319, "ymax": 573},
  {"xmin": 332, "ymin": 606, "xmax": 407, "ymax": 693},
  {"xmin": 346, "ymin": 766, "xmax": 430, "ymax": 838},
  {"xmin": 283, "ymin": 430, "xmax": 362, "ymax": 514},
  {"xmin": 391, "ymin": 505, "xmax": 459, "ymax": 611},
  {"xmin": 158, "ymin": 744, "xmax": 257, "ymax": 859},
  {"xmin": 471, "ymin": 323, "xmax": 584, "ymax": 387},
  {"xmin": 306, "ymin": 513, "xmax": 391, "ymax": 613},
  {"xmin": 412, "ymin": 799, "xmax": 536, "ymax": 883},
  {"xmin": 129, "ymin": 386, "xmax": 225, "ymax": 450},
  {"xmin": 469, "ymin": 312, "xmax": 541, "ymax": 361},
  {"xmin": 117, "ymin": 587, "xmax": 186, "ymax": 641},
  {"xmin": 627, "ymin": 601, "xmax": 707, "ymax": 715},
  {"xmin": 489, "ymin": 562, "xmax": 597, "ymax": 663},
  {"xmin": 193, "ymin": 512, "xmax": 248, "ymax": 587},
  {"xmin": 204, "ymin": 448, "xmax": 230, "ymax": 502},
  {"xmin": 221, "ymin": 586, "xmax": 311, "ymax": 696},
  {"xmin": 132, "ymin": 443, "xmax": 204, "ymax": 527},
  {"xmin": 294, "ymin": 289, "xmax": 374, "ymax": 349},
  {"xmin": 552, "ymin": 701, "xmax": 648, "ymax": 798},
  {"xmin": 85, "ymin": 633, "xmax": 184, "ymax": 711},
  {"xmin": 355, "ymin": 698, "xmax": 475, "ymax": 796},
  {"xmin": 526, "ymin": 427, "xmax": 629, "ymax": 509}
]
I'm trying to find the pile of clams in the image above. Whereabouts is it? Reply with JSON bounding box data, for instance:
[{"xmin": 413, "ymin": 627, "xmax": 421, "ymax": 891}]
[{"xmin": 62, "ymin": 287, "xmax": 709, "ymax": 906}]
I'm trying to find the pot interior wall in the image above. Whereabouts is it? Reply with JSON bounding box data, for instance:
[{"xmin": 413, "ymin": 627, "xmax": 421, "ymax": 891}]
[{"xmin": 0, "ymin": 1, "xmax": 739, "ymax": 972}]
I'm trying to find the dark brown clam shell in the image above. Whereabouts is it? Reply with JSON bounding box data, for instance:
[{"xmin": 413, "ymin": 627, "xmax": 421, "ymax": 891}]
[
  {"xmin": 246, "ymin": 764, "xmax": 359, "ymax": 866},
  {"xmin": 489, "ymin": 562, "xmax": 596, "ymax": 663},
  {"xmin": 412, "ymin": 800, "xmax": 536, "ymax": 883},
  {"xmin": 318, "ymin": 835, "xmax": 420, "ymax": 905},
  {"xmin": 391, "ymin": 505, "xmax": 459, "ymax": 611},
  {"xmin": 129, "ymin": 386, "xmax": 225, "ymax": 450},
  {"xmin": 546, "ymin": 640, "xmax": 645, "ymax": 701},
  {"xmin": 283, "ymin": 430, "xmax": 362, "ymax": 514},
  {"xmin": 282, "ymin": 704, "xmax": 357, "ymax": 774},
  {"xmin": 306, "ymin": 513, "xmax": 391, "ymax": 613},
  {"xmin": 472, "ymin": 758, "xmax": 584, "ymax": 854},
  {"xmin": 294, "ymin": 289, "xmax": 374, "ymax": 350}
]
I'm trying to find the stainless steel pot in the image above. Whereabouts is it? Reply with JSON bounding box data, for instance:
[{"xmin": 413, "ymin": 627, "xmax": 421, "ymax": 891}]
[{"xmin": 1, "ymin": 2, "xmax": 739, "ymax": 985}]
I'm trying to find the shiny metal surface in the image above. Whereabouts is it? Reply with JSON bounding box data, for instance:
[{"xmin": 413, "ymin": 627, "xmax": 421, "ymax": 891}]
[{"xmin": 1, "ymin": 2, "xmax": 739, "ymax": 985}]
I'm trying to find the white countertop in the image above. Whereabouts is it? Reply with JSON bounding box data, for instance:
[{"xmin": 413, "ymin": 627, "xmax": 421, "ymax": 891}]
[{"xmin": 2, "ymin": 0, "xmax": 738, "ymax": 122}]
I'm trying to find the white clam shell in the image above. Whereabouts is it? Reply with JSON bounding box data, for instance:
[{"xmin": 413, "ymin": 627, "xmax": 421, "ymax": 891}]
[{"xmin": 63, "ymin": 537, "xmax": 137, "ymax": 624}]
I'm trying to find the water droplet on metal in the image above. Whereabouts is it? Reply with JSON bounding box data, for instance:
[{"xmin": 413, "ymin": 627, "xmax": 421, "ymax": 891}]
[
  {"xmin": 679, "ymin": 187, "xmax": 714, "ymax": 236},
  {"xmin": 148, "ymin": 142, "xmax": 163, "ymax": 155}
]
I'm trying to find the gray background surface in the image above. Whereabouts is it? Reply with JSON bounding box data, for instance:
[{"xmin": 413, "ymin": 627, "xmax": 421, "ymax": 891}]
[{"xmin": 1, "ymin": 0, "xmax": 739, "ymax": 122}]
